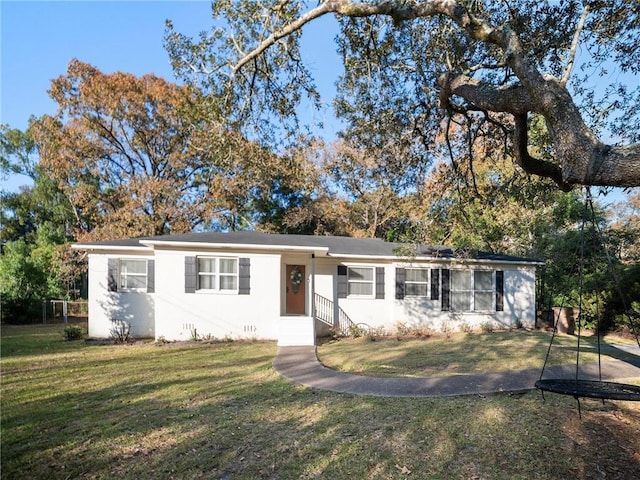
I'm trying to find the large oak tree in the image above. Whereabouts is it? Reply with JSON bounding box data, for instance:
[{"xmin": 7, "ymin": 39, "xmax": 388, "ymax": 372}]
[
  {"xmin": 30, "ymin": 60, "xmax": 293, "ymax": 240},
  {"xmin": 166, "ymin": 0, "xmax": 640, "ymax": 190}
]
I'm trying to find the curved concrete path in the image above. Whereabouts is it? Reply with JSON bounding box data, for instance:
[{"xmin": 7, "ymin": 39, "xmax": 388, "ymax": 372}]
[{"xmin": 273, "ymin": 346, "xmax": 640, "ymax": 398}]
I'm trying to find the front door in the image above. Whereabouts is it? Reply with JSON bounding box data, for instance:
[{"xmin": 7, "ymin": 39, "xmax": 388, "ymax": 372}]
[{"xmin": 285, "ymin": 265, "xmax": 306, "ymax": 315}]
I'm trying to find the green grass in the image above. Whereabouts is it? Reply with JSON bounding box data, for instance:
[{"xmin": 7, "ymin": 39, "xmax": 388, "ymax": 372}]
[
  {"xmin": 2, "ymin": 324, "xmax": 640, "ymax": 479},
  {"xmin": 317, "ymin": 330, "xmax": 640, "ymax": 377}
]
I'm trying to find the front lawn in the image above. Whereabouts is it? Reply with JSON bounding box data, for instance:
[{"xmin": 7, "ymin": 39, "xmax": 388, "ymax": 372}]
[
  {"xmin": 317, "ymin": 330, "xmax": 639, "ymax": 377},
  {"xmin": 2, "ymin": 324, "xmax": 639, "ymax": 479}
]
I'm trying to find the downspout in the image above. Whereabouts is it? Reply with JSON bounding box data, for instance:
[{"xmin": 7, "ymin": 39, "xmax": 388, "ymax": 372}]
[{"xmin": 311, "ymin": 254, "xmax": 316, "ymax": 343}]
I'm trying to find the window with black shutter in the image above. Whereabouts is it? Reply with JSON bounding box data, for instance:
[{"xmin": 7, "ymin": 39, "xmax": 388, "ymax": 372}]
[
  {"xmin": 337, "ymin": 265, "xmax": 348, "ymax": 298},
  {"xmin": 108, "ymin": 258, "xmax": 154, "ymax": 293},
  {"xmin": 495, "ymin": 270, "xmax": 504, "ymax": 311},
  {"xmin": 395, "ymin": 267, "xmax": 406, "ymax": 300},
  {"xmin": 441, "ymin": 268, "xmax": 450, "ymax": 311},
  {"xmin": 375, "ymin": 267, "xmax": 385, "ymax": 299},
  {"xmin": 430, "ymin": 269, "xmax": 440, "ymax": 300}
]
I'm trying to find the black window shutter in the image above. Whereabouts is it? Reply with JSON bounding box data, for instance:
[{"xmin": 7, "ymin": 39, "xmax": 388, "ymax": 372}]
[
  {"xmin": 337, "ymin": 265, "xmax": 347, "ymax": 298},
  {"xmin": 375, "ymin": 267, "xmax": 385, "ymax": 299},
  {"xmin": 395, "ymin": 268, "xmax": 406, "ymax": 300},
  {"xmin": 431, "ymin": 269, "xmax": 440, "ymax": 300},
  {"xmin": 185, "ymin": 256, "xmax": 197, "ymax": 293},
  {"xmin": 495, "ymin": 270, "xmax": 504, "ymax": 311},
  {"xmin": 108, "ymin": 258, "xmax": 118, "ymax": 292},
  {"xmin": 239, "ymin": 258, "xmax": 251, "ymax": 295},
  {"xmin": 146, "ymin": 259, "xmax": 155, "ymax": 293},
  {"xmin": 441, "ymin": 268, "xmax": 450, "ymax": 311}
]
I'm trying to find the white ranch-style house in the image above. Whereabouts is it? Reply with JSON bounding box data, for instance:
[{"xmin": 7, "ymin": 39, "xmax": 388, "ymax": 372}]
[{"xmin": 74, "ymin": 231, "xmax": 543, "ymax": 346}]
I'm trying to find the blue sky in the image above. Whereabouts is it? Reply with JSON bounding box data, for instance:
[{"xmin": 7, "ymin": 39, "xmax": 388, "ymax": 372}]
[
  {"xmin": 2, "ymin": 1, "xmax": 211, "ymax": 130},
  {"xmin": 1, "ymin": 0, "xmax": 341, "ymax": 190}
]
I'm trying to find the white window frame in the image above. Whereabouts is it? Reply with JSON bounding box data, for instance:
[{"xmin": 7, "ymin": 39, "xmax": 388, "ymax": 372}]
[
  {"xmin": 450, "ymin": 269, "xmax": 495, "ymax": 312},
  {"xmin": 119, "ymin": 259, "xmax": 148, "ymax": 292},
  {"xmin": 196, "ymin": 257, "xmax": 238, "ymax": 293},
  {"xmin": 347, "ymin": 266, "xmax": 375, "ymax": 298},
  {"xmin": 472, "ymin": 270, "xmax": 494, "ymax": 312},
  {"xmin": 405, "ymin": 268, "xmax": 429, "ymax": 297}
]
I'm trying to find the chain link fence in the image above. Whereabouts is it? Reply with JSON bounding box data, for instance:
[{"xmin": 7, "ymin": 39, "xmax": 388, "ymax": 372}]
[{"xmin": 1, "ymin": 299, "xmax": 88, "ymax": 324}]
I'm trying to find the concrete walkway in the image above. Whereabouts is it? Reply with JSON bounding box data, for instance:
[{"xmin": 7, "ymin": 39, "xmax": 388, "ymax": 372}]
[{"xmin": 273, "ymin": 346, "xmax": 640, "ymax": 398}]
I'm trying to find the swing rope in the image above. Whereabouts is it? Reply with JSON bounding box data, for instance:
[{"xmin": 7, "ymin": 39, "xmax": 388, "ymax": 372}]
[{"xmin": 535, "ymin": 187, "xmax": 640, "ymax": 407}]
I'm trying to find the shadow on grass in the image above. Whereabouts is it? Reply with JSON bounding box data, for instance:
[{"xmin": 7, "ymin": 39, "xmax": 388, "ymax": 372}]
[
  {"xmin": 1, "ymin": 323, "xmax": 90, "ymax": 358},
  {"xmin": 2, "ymin": 334, "xmax": 639, "ymax": 479},
  {"xmin": 321, "ymin": 331, "xmax": 640, "ymax": 379},
  {"xmin": 319, "ymin": 331, "xmax": 553, "ymax": 376}
]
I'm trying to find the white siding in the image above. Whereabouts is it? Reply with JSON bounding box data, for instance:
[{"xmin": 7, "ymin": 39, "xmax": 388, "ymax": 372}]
[
  {"xmin": 314, "ymin": 260, "xmax": 538, "ymax": 335},
  {"xmin": 86, "ymin": 246, "xmax": 538, "ymax": 344},
  {"xmin": 392, "ymin": 264, "xmax": 537, "ymax": 333},
  {"xmin": 336, "ymin": 261, "xmax": 394, "ymax": 330},
  {"xmin": 153, "ymin": 249, "xmax": 281, "ymax": 341},
  {"xmin": 87, "ymin": 254, "xmax": 155, "ymax": 338},
  {"xmin": 501, "ymin": 267, "xmax": 537, "ymax": 327},
  {"xmin": 312, "ymin": 258, "xmax": 336, "ymax": 300}
]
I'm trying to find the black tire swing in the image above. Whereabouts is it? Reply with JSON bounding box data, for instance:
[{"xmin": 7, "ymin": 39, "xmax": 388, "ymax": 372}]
[{"xmin": 535, "ymin": 188, "xmax": 640, "ymax": 413}]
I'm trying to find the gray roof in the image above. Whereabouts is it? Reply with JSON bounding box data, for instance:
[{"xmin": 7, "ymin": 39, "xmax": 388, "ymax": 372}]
[{"xmin": 77, "ymin": 231, "xmax": 542, "ymax": 264}]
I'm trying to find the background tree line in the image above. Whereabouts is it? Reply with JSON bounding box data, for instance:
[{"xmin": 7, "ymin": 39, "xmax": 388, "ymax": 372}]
[{"xmin": 3, "ymin": 0, "xmax": 640, "ymax": 330}]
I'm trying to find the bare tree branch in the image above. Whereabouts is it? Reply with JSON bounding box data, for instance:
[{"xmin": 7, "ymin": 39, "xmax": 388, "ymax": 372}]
[
  {"xmin": 234, "ymin": 2, "xmax": 334, "ymax": 73},
  {"xmin": 234, "ymin": 0, "xmax": 503, "ymax": 73},
  {"xmin": 561, "ymin": 4, "xmax": 590, "ymax": 86}
]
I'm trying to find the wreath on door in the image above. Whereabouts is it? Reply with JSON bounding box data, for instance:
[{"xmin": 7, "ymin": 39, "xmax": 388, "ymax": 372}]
[{"xmin": 290, "ymin": 267, "xmax": 303, "ymax": 294}]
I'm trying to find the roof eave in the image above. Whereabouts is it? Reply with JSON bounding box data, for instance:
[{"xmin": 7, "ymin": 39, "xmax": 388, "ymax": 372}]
[
  {"xmin": 331, "ymin": 253, "xmax": 544, "ymax": 265},
  {"xmin": 139, "ymin": 240, "xmax": 330, "ymax": 255},
  {"xmin": 72, "ymin": 239, "xmax": 544, "ymax": 266},
  {"xmin": 440, "ymin": 258, "xmax": 545, "ymax": 267},
  {"xmin": 72, "ymin": 244, "xmax": 153, "ymax": 253}
]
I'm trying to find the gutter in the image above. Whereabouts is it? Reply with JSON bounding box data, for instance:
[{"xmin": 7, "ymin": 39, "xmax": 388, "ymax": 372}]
[
  {"xmin": 139, "ymin": 240, "xmax": 330, "ymax": 256},
  {"xmin": 72, "ymin": 244, "xmax": 152, "ymax": 253}
]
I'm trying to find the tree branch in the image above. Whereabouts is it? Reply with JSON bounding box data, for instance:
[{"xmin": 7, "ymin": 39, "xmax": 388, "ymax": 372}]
[
  {"xmin": 229, "ymin": 0, "xmax": 640, "ymax": 188},
  {"xmin": 513, "ymin": 114, "xmax": 572, "ymax": 191},
  {"xmin": 234, "ymin": 0, "xmax": 501, "ymax": 74},
  {"xmin": 234, "ymin": 2, "xmax": 334, "ymax": 73},
  {"xmin": 561, "ymin": 4, "xmax": 590, "ymax": 86},
  {"xmin": 437, "ymin": 72, "xmax": 533, "ymax": 114}
]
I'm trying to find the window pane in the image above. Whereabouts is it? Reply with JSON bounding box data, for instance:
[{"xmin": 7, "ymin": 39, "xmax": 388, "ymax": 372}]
[
  {"xmin": 348, "ymin": 282, "xmax": 373, "ymax": 296},
  {"xmin": 451, "ymin": 271, "xmax": 471, "ymax": 290},
  {"xmin": 121, "ymin": 259, "xmax": 146, "ymax": 274},
  {"xmin": 220, "ymin": 275, "xmax": 237, "ymax": 290},
  {"xmin": 451, "ymin": 292, "xmax": 471, "ymax": 311},
  {"xmin": 349, "ymin": 267, "xmax": 373, "ymax": 281},
  {"xmin": 219, "ymin": 258, "xmax": 237, "ymax": 274},
  {"xmin": 475, "ymin": 292, "xmax": 493, "ymax": 311},
  {"xmin": 122, "ymin": 274, "xmax": 146, "ymax": 290},
  {"xmin": 406, "ymin": 268, "xmax": 428, "ymax": 282},
  {"xmin": 198, "ymin": 258, "xmax": 216, "ymax": 273},
  {"xmin": 119, "ymin": 260, "xmax": 147, "ymax": 290},
  {"xmin": 406, "ymin": 283, "xmax": 428, "ymax": 296},
  {"xmin": 474, "ymin": 271, "xmax": 493, "ymax": 291},
  {"xmin": 198, "ymin": 274, "xmax": 215, "ymax": 290}
]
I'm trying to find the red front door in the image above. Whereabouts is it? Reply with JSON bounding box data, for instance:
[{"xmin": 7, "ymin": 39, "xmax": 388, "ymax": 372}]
[{"xmin": 285, "ymin": 265, "xmax": 306, "ymax": 315}]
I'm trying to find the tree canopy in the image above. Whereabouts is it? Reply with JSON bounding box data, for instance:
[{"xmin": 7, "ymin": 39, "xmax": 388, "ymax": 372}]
[
  {"xmin": 165, "ymin": 0, "xmax": 640, "ymax": 190},
  {"xmin": 29, "ymin": 59, "xmax": 303, "ymax": 240}
]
